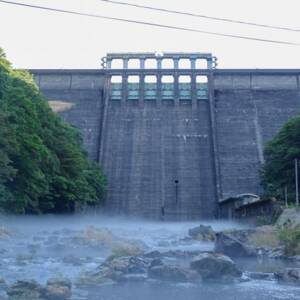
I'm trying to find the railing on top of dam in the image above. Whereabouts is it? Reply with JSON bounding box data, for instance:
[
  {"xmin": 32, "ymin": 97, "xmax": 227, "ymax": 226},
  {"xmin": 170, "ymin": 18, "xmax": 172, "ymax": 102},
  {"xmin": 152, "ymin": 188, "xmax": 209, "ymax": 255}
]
[{"xmin": 101, "ymin": 52, "xmax": 217, "ymax": 102}]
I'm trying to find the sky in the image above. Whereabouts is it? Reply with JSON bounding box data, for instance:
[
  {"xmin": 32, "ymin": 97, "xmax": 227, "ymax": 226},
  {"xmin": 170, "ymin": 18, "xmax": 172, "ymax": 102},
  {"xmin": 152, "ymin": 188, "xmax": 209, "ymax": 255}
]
[{"xmin": 1, "ymin": 0, "xmax": 300, "ymax": 69}]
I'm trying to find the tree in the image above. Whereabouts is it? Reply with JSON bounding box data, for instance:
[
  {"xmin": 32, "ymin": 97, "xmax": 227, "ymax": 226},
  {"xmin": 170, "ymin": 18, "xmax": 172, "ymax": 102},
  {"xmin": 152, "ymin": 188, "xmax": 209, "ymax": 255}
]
[
  {"xmin": 262, "ymin": 114, "xmax": 300, "ymax": 201},
  {"xmin": 0, "ymin": 48, "xmax": 106, "ymax": 214}
]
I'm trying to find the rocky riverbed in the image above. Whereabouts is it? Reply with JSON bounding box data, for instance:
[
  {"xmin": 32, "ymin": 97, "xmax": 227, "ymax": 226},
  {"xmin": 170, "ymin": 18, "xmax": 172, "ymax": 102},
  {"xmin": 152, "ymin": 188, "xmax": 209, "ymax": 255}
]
[{"xmin": 0, "ymin": 214, "xmax": 300, "ymax": 300}]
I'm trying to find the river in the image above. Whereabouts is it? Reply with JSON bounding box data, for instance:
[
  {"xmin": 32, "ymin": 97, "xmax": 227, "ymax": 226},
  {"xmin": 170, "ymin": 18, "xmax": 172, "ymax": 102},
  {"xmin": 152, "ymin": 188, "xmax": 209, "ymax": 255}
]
[{"xmin": 0, "ymin": 214, "xmax": 299, "ymax": 300}]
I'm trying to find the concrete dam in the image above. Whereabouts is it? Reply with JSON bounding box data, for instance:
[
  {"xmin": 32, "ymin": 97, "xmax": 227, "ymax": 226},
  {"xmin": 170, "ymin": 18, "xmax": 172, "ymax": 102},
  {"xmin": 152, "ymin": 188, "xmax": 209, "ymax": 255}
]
[{"xmin": 30, "ymin": 52, "xmax": 300, "ymax": 219}]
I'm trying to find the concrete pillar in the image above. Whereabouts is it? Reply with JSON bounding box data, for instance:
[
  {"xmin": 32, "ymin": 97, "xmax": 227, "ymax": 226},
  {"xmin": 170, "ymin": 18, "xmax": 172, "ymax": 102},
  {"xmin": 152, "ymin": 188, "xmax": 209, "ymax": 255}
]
[
  {"xmin": 106, "ymin": 59, "xmax": 112, "ymax": 69},
  {"xmin": 191, "ymin": 73, "xmax": 197, "ymax": 105},
  {"xmin": 140, "ymin": 73, "xmax": 145, "ymax": 104},
  {"xmin": 140, "ymin": 58, "xmax": 145, "ymax": 69},
  {"xmin": 174, "ymin": 72, "xmax": 179, "ymax": 104},
  {"xmin": 212, "ymin": 57, "xmax": 218, "ymax": 69},
  {"xmin": 157, "ymin": 73, "xmax": 162, "ymax": 104},
  {"xmin": 122, "ymin": 73, "xmax": 128, "ymax": 103},
  {"xmin": 123, "ymin": 58, "xmax": 129, "ymax": 69},
  {"xmin": 191, "ymin": 59, "xmax": 196, "ymax": 70},
  {"xmin": 174, "ymin": 58, "xmax": 179, "ymax": 69},
  {"xmin": 207, "ymin": 59, "xmax": 213, "ymax": 69},
  {"xmin": 157, "ymin": 58, "xmax": 162, "ymax": 69}
]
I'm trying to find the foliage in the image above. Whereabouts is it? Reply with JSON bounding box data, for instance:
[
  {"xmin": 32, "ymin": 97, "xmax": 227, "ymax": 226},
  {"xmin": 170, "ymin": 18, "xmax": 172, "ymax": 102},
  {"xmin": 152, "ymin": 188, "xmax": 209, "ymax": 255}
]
[
  {"xmin": 0, "ymin": 48, "xmax": 106, "ymax": 214},
  {"xmin": 249, "ymin": 230, "xmax": 279, "ymax": 248},
  {"xmin": 109, "ymin": 242, "xmax": 143, "ymax": 260},
  {"xmin": 262, "ymin": 113, "xmax": 300, "ymax": 201},
  {"xmin": 277, "ymin": 222, "xmax": 300, "ymax": 256}
]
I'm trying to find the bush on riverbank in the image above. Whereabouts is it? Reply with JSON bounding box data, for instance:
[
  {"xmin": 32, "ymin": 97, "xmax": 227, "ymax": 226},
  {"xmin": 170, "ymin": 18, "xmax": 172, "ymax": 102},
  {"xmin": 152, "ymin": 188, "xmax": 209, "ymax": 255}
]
[
  {"xmin": 262, "ymin": 113, "xmax": 300, "ymax": 202},
  {"xmin": 277, "ymin": 223, "xmax": 300, "ymax": 256},
  {"xmin": 0, "ymin": 48, "xmax": 106, "ymax": 214}
]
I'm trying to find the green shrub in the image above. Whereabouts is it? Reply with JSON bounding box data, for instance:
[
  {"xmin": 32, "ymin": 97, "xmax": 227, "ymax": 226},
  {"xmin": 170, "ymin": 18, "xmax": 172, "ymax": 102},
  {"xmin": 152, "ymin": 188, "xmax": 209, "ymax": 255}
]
[
  {"xmin": 262, "ymin": 112, "xmax": 300, "ymax": 201},
  {"xmin": 108, "ymin": 242, "xmax": 143, "ymax": 260},
  {"xmin": 249, "ymin": 231, "xmax": 280, "ymax": 248},
  {"xmin": 277, "ymin": 223, "xmax": 300, "ymax": 256}
]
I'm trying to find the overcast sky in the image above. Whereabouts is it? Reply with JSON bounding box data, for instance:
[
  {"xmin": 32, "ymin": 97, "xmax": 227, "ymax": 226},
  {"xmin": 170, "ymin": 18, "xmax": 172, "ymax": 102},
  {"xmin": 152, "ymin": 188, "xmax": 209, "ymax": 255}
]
[{"xmin": 1, "ymin": 0, "xmax": 300, "ymax": 69}]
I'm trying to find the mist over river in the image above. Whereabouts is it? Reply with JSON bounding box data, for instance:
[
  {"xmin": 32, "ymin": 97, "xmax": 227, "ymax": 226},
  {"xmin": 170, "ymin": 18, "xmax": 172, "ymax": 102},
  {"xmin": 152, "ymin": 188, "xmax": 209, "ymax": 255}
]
[{"xmin": 0, "ymin": 214, "xmax": 299, "ymax": 300}]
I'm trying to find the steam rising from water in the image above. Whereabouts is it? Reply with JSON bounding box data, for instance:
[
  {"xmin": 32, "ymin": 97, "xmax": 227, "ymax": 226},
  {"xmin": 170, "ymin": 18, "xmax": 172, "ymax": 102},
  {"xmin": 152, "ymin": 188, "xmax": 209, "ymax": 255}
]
[{"xmin": 0, "ymin": 214, "xmax": 299, "ymax": 300}]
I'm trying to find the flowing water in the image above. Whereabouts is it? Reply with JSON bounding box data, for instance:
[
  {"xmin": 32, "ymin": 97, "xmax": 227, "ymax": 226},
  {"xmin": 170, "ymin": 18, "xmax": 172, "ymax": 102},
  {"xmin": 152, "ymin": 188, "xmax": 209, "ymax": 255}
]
[{"xmin": 0, "ymin": 214, "xmax": 300, "ymax": 300}]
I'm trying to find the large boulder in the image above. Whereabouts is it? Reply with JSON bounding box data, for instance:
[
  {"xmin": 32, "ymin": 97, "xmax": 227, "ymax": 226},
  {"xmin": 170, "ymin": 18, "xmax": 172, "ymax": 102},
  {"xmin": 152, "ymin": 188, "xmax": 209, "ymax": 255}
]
[
  {"xmin": 86, "ymin": 256, "xmax": 150, "ymax": 283},
  {"xmin": 275, "ymin": 268, "xmax": 300, "ymax": 284},
  {"xmin": 149, "ymin": 262, "xmax": 199, "ymax": 282},
  {"xmin": 190, "ymin": 252, "xmax": 242, "ymax": 282},
  {"xmin": 215, "ymin": 232, "xmax": 256, "ymax": 258},
  {"xmin": 7, "ymin": 278, "xmax": 72, "ymax": 300},
  {"xmin": 188, "ymin": 225, "xmax": 216, "ymax": 241},
  {"xmin": 6, "ymin": 280, "xmax": 44, "ymax": 300},
  {"xmin": 44, "ymin": 278, "xmax": 72, "ymax": 300}
]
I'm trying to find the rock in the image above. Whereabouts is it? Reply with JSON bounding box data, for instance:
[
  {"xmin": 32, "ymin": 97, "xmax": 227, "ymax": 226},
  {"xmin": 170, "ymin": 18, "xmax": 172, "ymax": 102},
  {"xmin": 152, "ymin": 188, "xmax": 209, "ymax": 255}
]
[
  {"xmin": 120, "ymin": 274, "xmax": 147, "ymax": 282},
  {"xmin": 190, "ymin": 252, "xmax": 242, "ymax": 282},
  {"xmin": 291, "ymin": 255, "xmax": 300, "ymax": 261},
  {"xmin": 125, "ymin": 256, "xmax": 149, "ymax": 274},
  {"xmin": 143, "ymin": 250, "xmax": 161, "ymax": 259},
  {"xmin": 161, "ymin": 250, "xmax": 203, "ymax": 258},
  {"xmin": 0, "ymin": 248, "xmax": 7, "ymax": 255},
  {"xmin": 27, "ymin": 243, "xmax": 41, "ymax": 254},
  {"xmin": 276, "ymin": 208, "xmax": 300, "ymax": 228},
  {"xmin": 0, "ymin": 277, "xmax": 6, "ymax": 285},
  {"xmin": 6, "ymin": 280, "xmax": 44, "ymax": 300},
  {"xmin": 7, "ymin": 278, "xmax": 72, "ymax": 300},
  {"xmin": 275, "ymin": 268, "xmax": 300, "ymax": 284},
  {"xmin": 263, "ymin": 246, "xmax": 285, "ymax": 259},
  {"xmin": 77, "ymin": 256, "xmax": 151, "ymax": 285},
  {"xmin": 76, "ymin": 273, "xmax": 115, "ymax": 286},
  {"xmin": 0, "ymin": 277, "xmax": 6, "ymax": 290},
  {"xmin": 245, "ymin": 272, "xmax": 274, "ymax": 281},
  {"xmin": 62, "ymin": 255, "xmax": 83, "ymax": 266},
  {"xmin": 215, "ymin": 232, "xmax": 256, "ymax": 258},
  {"xmin": 33, "ymin": 236, "xmax": 45, "ymax": 242},
  {"xmin": 44, "ymin": 278, "xmax": 72, "ymax": 300},
  {"xmin": 15, "ymin": 254, "xmax": 34, "ymax": 266},
  {"xmin": 149, "ymin": 264, "xmax": 199, "ymax": 282},
  {"xmin": 0, "ymin": 227, "xmax": 11, "ymax": 240},
  {"xmin": 215, "ymin": 226, "xmax": 286, "ymax": 259},
  {"xmin": 95, "ymin": 256, "xmax": 150, "ymax": 282},
  {"xmin": 157, "ymin": 240, "xmax": 171, "ymax": 247},
  {"xmin": 150, "ymin": 258, "xmax": 163, "ymax": 267},
  {"xmin": 188, "ymin": 225, "xmax": 216, "ymax": 241}
]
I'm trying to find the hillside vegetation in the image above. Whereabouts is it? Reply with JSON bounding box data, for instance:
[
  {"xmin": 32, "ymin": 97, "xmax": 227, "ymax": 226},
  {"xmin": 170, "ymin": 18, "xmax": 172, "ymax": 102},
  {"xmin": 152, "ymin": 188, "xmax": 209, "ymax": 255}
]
[
  {"xmin": 0, "ymin": 48, "xmax": 106, "ymax": 214},
  {"xmin": 262, "ymin": 113, "xmax": 300, "ymax": 202}
]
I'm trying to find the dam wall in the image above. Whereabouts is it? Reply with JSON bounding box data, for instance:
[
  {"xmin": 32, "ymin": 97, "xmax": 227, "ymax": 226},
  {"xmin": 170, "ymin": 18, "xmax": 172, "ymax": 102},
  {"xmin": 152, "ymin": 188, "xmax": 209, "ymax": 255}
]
[
  {"xmin": 30, "ymin": 62, "xmax": 300, "ymax": 219},
  {"xmin": 214, "ymin": 71, "xmax": 300, "ymax": 201},
  {"xmin": 100, "ymin": 99, "xmax": 216, "ymax": 218}
]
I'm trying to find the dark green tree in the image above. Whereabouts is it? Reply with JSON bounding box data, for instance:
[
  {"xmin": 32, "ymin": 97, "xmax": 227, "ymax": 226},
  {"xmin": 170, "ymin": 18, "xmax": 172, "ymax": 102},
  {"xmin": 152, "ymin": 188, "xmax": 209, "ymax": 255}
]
[
  {"xmin": 0, "ymin": 48, "xmax": 106, "ymax": 214},
  {"xmin": 262, "ymin": 114, "xmax": 300, "ymax": 201}
]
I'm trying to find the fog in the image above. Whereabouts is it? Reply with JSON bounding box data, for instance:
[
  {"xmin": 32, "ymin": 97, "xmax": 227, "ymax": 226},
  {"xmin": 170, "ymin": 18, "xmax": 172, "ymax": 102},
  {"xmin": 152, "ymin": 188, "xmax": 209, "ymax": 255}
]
[{"xmin": 0, "ymin": 214, "xmax": 299, "ymax": 300}]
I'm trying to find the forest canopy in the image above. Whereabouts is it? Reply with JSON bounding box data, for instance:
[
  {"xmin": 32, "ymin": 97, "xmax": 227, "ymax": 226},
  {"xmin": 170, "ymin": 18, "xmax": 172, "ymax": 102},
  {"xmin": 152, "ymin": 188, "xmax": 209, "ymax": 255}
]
[{"xmin": 0, "ymin": 48, "xmax": 106, "ymax": 214}]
